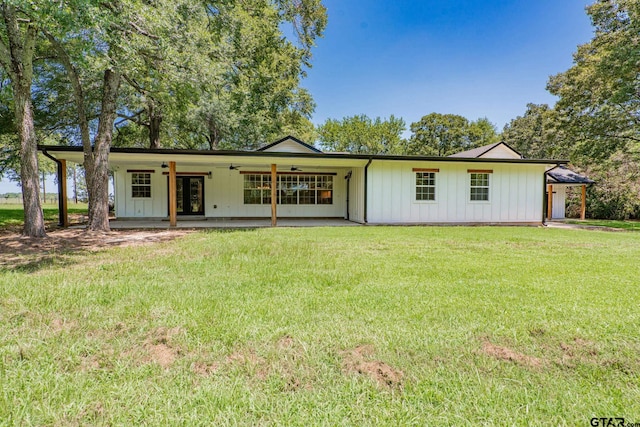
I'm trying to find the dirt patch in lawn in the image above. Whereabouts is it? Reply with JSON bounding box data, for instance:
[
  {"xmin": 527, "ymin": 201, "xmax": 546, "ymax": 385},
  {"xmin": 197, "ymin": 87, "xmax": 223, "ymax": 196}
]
[
  {"xmin": 121, "ymin": 326, "xmax": 186, "ymax": 369},
  {"xmin": 480, "ymin": 337, "xmax": 545, "ymax": 368},
  {"xmin": 341, "ymin": 345, "xmax": 404, "ymax": 388},
  {"xmin": 0, "ymin": 228, "xmax": 193, "ymax": 270}
]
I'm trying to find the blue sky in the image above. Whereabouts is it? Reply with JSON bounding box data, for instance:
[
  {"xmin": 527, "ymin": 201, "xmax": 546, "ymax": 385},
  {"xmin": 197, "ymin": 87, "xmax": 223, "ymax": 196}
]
[
  {"xmin": 304, "ymin": 0, "xmax": 593, "ymax": 131},
  {"xmin": 0, "ymin": 0, "xmax": 594, "ymax": 194}
]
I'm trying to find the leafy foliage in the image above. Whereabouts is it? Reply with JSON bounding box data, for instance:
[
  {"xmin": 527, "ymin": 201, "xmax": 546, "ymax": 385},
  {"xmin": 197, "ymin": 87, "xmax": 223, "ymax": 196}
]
[
  {"xmin": 547, "ymin": 0, "xmax": 640, "ymax": 161},
  {"xmin": 406, "ymin": 113, "xmax": 498, "ymax": 156},
  {"xmin": 547, "ymin": 0, "xmax": 640, "ymax": 219},
  {"xmin": 317, "ymin": 115, "xmax": 406, "ymax": 154},
  {"xmin": 501, "ymin": 104, "xmax": 571, "ymax": 159}
]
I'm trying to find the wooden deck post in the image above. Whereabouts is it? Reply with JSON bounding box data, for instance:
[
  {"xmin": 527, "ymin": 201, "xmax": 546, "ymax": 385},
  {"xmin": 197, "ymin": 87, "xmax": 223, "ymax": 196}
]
[
  {"xmin": 169, "ymin": 161, "xmax": 177, "ymax": 227},
  {"xmin": 581, "ymin": 184, "xmax": 586, "ymax": 220},
  {"xmin": 546, "ymin": 184, "xmax": 553, "ymax": 220},
  {"xmin": 60, "ymin": 159, "xmax": 69, "ymax": 227},
  {"xmin": 271, "ymin": 163, "xmax": 277, "ymax": 227}
]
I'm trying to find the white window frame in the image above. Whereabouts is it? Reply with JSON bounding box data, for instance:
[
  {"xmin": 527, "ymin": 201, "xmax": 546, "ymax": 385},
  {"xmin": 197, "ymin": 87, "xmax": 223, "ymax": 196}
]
[
  {"xmin": 414, "ymin": 170, "xmax": 437, "ymax": 203},
  {"xmin": 469, "ymin": 171, "xmax": 491, "ymax": 202},
  {"xmin": 131, "ymin": 172, "xmax": 152, "ymax": 198},
  {"xmin": 242, "ymin": 173, "xmax": 334, "ymax": 205}
]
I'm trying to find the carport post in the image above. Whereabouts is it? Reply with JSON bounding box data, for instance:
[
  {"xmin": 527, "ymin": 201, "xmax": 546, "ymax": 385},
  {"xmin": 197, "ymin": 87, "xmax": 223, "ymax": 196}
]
[
  {"xmin": 59, "ymin": 159, "xmax": 69, "ymax": 227},
  {"xmin": 271, "ymin": 163, "xmax": 277, "ymax": 226},
  {"xmin": 581, "ymin": 184, "xmax": 586, "ymax": 220},
  {"xmin": 169, "ymin": 161, "xmax": 177, "ymax": 227}
]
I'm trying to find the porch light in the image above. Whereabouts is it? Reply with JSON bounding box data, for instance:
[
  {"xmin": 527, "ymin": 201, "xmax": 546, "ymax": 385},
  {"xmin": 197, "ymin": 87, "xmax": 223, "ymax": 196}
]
[
  {"xmin": 290, "ymin": 165, "xmax": 301, "ymax": 171},
  {"xmin": 161, "ymin": 162, "xmax": 168, "ymax": 169},
  {"xmin": 229, "ymin": 164, "xmax": 239, "ymax": 170}
]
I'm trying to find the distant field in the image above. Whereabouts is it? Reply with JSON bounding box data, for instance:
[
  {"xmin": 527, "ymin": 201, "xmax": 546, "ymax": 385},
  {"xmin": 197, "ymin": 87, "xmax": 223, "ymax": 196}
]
[
  {"xmin": 0, "ymin": 203, "xmax": 88, "ymax": 228},
  {"xmin": 1, "ymin": 226, "xmax": 639, "ymax": 425}
]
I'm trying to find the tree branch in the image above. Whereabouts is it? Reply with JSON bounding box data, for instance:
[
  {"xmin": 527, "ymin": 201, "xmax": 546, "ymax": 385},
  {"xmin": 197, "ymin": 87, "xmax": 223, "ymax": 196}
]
[
  {"xmin": 122, "ymin": 73, "xmax": 147, "ymax": 94},
  {"xmin": 128, "ymin": 20, "xmax": 159, "ymax": 40},
  {"xmin": 42, "ymin": 30, "xmax": 92, "ymax": 155}
]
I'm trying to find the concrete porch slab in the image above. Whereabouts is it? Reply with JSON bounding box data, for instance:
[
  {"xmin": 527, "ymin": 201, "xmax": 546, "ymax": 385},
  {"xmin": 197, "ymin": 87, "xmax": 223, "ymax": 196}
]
[{"xmin": 105, "ymin": 218, "xmax": 361, "ymax": 229}]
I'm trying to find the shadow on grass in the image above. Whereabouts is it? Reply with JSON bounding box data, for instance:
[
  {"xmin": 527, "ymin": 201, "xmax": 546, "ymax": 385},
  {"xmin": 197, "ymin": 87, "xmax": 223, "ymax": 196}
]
[
  {"xmin": 1, "ymin": 249, "xmax": 99, "ymax": 274},
  {"xmin": 0, "ymin": 228, "xmax": 192, "ymax": 274}
]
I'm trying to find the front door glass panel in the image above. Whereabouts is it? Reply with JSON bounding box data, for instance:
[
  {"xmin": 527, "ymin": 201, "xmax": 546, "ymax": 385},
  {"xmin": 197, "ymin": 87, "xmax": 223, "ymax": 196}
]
[{"xmin": 168, "ymin": 176, "xmax": 204, "ymax": 215}]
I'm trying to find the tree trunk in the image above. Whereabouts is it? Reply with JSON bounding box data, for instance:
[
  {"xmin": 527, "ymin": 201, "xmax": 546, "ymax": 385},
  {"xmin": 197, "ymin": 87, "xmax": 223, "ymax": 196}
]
[
  {"xmin": 16, "ymin": 87, "xmax": 46, "ymax": 237},
  {"xmin": 208, "ymin": 117, "xmax": 221, "ymax": 150},
  {"xmin": 148, "ymin": 99, "xmax": 162, "ymax": 148},
  {"xmin": 87, "ymin": 69, "xmax": 121, "ymax": 232},
  {"xmin": 1, "ymin": 5, "xmax": 46, "ymax": 237}
]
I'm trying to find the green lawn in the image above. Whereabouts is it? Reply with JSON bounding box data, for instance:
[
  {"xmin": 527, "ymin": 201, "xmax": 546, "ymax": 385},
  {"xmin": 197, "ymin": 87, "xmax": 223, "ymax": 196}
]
[
  {"xmin": 0, "ymin": 203, "xmax": 88, "ymax": 228},
  {"xmin": 1, "ymin": 226, "xmax": 639, "ymax": 425}
]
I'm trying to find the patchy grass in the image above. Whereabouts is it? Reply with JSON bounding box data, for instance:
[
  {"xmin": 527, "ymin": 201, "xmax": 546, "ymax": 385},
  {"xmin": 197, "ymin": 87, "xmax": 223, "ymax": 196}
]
[
  {"xmin": 0, "ymin": 203, "xmax": 88, "ymax": 228},
  {"xmin": 1, "ymin": 226, "xmax": 639, "ymax": 425},
  {"xmin": 564, "ymin": 219, "xmax": 640, "ymax": 231}
]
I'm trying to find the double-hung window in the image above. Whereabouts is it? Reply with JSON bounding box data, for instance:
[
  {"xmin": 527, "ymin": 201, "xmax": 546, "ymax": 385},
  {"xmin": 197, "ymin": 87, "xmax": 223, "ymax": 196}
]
[
  {"xmin": 414, "ymin": 168, "xmax": 438, "ymax": 201},
  {"xmin": 469, "ymin": 171, "xmax": 491, "ymax": 201},
  {"xmin": 131, "ymin": 172, "xmax": 151, "ymax": 198}
]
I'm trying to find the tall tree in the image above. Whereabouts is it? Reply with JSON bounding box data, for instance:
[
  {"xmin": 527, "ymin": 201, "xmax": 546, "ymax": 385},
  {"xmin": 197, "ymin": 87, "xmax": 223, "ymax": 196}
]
[
  {"xmin": 114, "ymin": 0, "xmax": 326, "ymax": 150},
  {"xmin": 0, "ymin": 2, "xmax": 46, "ymax": 237},
  {"xmin": 468, "ymin": 117, "xmax": 500, "ymax": 148},
  {"xmin": 317, "ymin": 114, "xmax": 406, "ymax": 154},
  {"xmin": 501, "ymin": 103, "xmax": 571, "ymax": 159},
  {"xmin": 547, "ymin": 0, "xmax": 640, "ymax": 160},
  {"xmin": 406, "ymin": 113, "xmax": 497, "ymax": 156}
]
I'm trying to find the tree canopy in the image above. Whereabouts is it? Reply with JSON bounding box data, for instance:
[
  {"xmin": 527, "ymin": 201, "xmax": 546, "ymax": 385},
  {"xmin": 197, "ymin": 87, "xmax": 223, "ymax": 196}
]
[
  {"xmin": 501, "ymin": 103, "xmax": 571, "ymax": 159},
  {"xmin": 406, "ymin": 113, "xmax": 498, "ymax": 156},
  {"xmin": 317, "ymin": 114, "xmax": 406, "ymax": 154},
  {"xmin": 547, "ymin": 0, "xmax": 640, "ymax": 161}
]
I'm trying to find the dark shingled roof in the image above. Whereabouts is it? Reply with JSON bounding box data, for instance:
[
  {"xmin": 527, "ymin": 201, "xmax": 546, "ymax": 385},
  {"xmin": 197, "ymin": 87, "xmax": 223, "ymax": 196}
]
[{"xmin": 546, "ymin": 166, "xmax": 594, "ymax": 184}]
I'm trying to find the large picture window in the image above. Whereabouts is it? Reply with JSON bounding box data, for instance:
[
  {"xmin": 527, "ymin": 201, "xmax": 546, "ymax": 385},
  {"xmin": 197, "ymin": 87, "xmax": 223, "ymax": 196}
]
[
  {"xmin": 131, "ymin": 173, "xmax": 151, "ymax": 198},
  {"xmin": 415, "ymin": 172, "xmax": 436, "ymax": 201},
  {"xmin": 243, "ymin": 174, "xmax": 333, "ymax": 205},
  {"xmin": 470, "ymin": 172, "xmax": 490, "ymax": 201}
]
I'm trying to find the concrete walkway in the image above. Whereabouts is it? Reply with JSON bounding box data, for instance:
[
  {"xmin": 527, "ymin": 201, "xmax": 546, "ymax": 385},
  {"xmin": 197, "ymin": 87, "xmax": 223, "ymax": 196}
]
[
  {"xmin": 544, "ymin": 220, "xmax": 628, "ymax": 232},
  {"xmin": 105, "ymin": 218, "xmax": 361, "ymax": 229}
]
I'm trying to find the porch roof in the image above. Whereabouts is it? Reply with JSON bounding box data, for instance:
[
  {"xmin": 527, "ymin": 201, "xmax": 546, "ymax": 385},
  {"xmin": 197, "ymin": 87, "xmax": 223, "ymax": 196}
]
[
  {"xmin": 546, "ymin": 166, "xmax": 594, "ymax": 185},
  {"xmin": 39, "ymin": 145, "xmax": 567, "ymax": 168}
]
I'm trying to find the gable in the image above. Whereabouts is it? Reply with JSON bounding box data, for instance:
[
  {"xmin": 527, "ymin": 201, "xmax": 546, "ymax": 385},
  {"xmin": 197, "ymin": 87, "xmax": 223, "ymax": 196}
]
[
  {"xmin": 478, "ymin": 143, "xmax": 522, "ymax": 159},
  {"xmin": 257, "ymin": 136, "xmax": 322, "ymax": 154}
]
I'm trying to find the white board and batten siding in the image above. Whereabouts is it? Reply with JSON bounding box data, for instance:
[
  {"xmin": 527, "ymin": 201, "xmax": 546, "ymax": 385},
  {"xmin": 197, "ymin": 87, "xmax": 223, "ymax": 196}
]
[
  {"xmin": 366, "ymin": 161, "xmax": 546, "ymax": 224},
  {"xmin": 114, "ymin": 169, "xmax": 167, "ymax": 218},
  {"xmin": 347, "ymin": 167, "xmax": 365, "ymax": 223}
]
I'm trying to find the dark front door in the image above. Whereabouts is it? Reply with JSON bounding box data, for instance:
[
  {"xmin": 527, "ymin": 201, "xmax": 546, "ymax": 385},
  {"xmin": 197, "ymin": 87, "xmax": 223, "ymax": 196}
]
[{"xmin": 168, "ymin": 176, "xmax": 205, "ymax": 215}]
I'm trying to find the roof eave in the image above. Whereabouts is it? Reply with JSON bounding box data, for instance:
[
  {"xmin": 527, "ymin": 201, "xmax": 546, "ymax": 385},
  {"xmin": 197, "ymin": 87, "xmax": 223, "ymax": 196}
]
[{"xmin": 38, "ymin": 145, "xmax": 568, "ymax": 165}]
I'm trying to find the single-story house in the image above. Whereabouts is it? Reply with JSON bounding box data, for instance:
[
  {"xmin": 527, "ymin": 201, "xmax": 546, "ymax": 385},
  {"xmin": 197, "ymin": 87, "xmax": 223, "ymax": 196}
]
[{"xmin": 39, "ymin": 137, "xmax": 568, "ymax": 227}]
